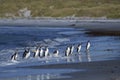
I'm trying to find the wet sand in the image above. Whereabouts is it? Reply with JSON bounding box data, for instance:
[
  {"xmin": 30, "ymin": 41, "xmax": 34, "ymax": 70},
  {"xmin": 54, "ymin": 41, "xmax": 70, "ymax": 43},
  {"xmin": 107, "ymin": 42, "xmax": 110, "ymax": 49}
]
[
  {"xmin": 62, "ymin": 60, "xmax": 120, "ymax": 80},
  {"xmin": 21, "ymin": 60, "xmax": 120, "ymax": 69},
  {"xmin": 19, "ymin": 60, "xmax": 120, "ymax": 80},
  {"xmin": 0, "ymin": 60, "xmax": 120, "ymax": 80},
  {"xmin": 65, "ymin": 63, "xmax": 120, "ymax": 80}
]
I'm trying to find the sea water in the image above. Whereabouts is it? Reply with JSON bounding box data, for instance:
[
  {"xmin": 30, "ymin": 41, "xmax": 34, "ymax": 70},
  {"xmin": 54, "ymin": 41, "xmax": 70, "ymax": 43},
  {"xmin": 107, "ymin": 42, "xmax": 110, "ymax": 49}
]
[{"xmin": 0, "ymin": 26, "xmax": 120, "ymax": 80}]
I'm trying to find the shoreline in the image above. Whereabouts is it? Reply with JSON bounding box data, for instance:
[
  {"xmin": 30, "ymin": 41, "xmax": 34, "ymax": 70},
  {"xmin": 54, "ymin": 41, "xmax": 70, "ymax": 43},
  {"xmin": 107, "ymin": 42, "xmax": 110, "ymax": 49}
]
[
  {"xmin": 0, "ymin": 18, "xmax": 120, "ymax": 26},
  {"xmin": 0, "ymin": 18, "xmax": 120, "ymax": 34}
]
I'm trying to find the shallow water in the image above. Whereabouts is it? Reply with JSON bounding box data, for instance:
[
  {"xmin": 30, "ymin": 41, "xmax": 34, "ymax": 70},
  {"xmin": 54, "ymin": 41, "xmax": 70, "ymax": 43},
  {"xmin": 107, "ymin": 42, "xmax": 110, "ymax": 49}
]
[{"xmin": 0, "ymin": 26, "xmax": 120, "ymax": 80}]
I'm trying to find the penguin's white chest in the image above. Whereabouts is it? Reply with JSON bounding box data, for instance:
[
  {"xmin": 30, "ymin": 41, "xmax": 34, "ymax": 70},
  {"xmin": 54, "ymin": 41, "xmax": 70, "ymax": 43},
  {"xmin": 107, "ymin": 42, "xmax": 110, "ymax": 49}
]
[
  {"xmin": 25, "ymin": 51, "xmax": 30, "ymax": 59},
  {"xmin": 40, "ymin": 48, "xmax": 44, "ymax": 57},
  {"xmin": 87, "ymin": 42, "xmax": 90, "ymax": 50},
  {"xmin": 45, "ymin": 48, "xmax": 49, "ymax": 57}
]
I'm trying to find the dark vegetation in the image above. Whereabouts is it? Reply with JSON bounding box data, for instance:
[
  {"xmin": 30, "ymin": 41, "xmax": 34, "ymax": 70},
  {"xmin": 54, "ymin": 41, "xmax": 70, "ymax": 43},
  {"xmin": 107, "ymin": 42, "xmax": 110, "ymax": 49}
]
[{"xmin": 0, "ymin": 0, "xmax": 120, "ymax": 18}]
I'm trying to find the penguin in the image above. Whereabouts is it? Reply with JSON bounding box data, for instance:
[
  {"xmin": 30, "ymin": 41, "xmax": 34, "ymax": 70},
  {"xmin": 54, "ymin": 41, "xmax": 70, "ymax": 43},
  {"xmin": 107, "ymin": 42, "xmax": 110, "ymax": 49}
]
[
  {"xmin": 53, "ymin": 49, "xmax": 59, "ymax": 57},
  {"xmin": 23, "ymin": 48, "xmax": 30, "ymax": 59},
  {"xmin": 33, "ymin": 47, "xmax": 40, "ymax": 58},
  {"xmin": 70, "ymin": 45, "xmax": 74, "ymax": 55},
  {"xmin": 11, "ymin": 50, "xmax": 18, "ymax": 61},
  {"xmin": 39, "ymin": 47, "xmax": 44, "ymax": 57},
  {"xmin": 44, "ymin": 47, "xmax": 49, "ymax": 57},
  {"xmin": 86, "ymin": 40, "xmax": 90, "ymax": 50},
  {"xmin": 65, "ymin": 46, "xmax": 70, "ymax": 57},
  {"xmin": 77, "ymin": 43, "xmax": 82, "ymax": 53}
]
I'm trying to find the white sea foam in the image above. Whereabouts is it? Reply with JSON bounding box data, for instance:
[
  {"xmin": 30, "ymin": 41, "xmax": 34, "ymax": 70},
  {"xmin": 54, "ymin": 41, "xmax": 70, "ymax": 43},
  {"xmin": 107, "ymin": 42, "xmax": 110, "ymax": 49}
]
[
  {"xmin": 0, "ymin": 60, "xmax": 19, "ymax": 67},
  {"xmin": 0, "ymin": 49, "xmax": 14, "ymax": 56},
  {"xmin": 54, "ymin": 38, "xmax": 70, "ymax": 43}
]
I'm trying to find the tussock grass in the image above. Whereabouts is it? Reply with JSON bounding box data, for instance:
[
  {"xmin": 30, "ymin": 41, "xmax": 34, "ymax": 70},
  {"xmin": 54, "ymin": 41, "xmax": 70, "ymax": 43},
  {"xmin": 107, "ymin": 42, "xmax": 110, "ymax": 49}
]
[{"xmin": 0, "ymin": 0, "xmax": 120, "ymax": 18}]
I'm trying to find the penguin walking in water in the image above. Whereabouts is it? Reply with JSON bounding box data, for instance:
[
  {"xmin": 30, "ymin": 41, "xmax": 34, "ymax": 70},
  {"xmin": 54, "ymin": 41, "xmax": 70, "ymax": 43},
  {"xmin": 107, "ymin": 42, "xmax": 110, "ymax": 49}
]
[
  {"xmin": 65, "ymin": 46, "xmax": 70, "ymax": 57},
  {"xmin": 86, "ymin": 40, "xmax": 90, "ymax": 50},
  {"xmin": 77, "ymin": 43, "xmax": 82, "ymax": 53},
  {"xmin": 23, "ymin": 48, "xmax": 31, "ymax": 59},
  {"xmin": 39, "ymin": 47, "xmax": 44, "ymax": 58},
  {"xmin": 53, "ymin": 49, "xmax": 59, "ymax": 57},
  {"xmin": 44, "ymin": 47, "xmax": 49, "ymax": 57},
  {"xmin": 70, "ymin": 45, "xmax": 74, "ymax": 55},
  {"xmin": 11, "ymin": 50, "xmax": 19, "ymax": 61},
  {"xmin": 33, "ymin": 47, "xmax": 40, "ymax": 58}
]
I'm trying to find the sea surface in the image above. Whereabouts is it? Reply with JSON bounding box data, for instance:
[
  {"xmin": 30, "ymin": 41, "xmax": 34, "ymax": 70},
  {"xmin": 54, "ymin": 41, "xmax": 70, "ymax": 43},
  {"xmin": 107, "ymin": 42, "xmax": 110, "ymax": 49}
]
[{"xmin": 0, "ymin": 26, "xmax": 120, "ymax": 80}]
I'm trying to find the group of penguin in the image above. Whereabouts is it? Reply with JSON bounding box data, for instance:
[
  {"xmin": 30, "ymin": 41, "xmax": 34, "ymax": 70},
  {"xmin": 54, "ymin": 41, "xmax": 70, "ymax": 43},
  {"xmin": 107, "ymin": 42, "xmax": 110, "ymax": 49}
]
[{"xmin": 11, "ymin": 40, "xmax": 90, "ymax": 61}]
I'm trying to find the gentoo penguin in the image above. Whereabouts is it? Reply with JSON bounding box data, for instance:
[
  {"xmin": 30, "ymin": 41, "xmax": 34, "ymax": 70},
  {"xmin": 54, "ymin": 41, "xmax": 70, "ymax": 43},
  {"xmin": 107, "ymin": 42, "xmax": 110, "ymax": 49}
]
[
  {"xmin": 44, "ymin": 47, "xmax": 49, "ymax": 57},
  {"xmin": 53, "ymin": 49, "xmax": 59, "ymax": 57},
  {"xmin": 86, "ymin": 40, "xmax": 90, "ymax": 50},
  {"xmin": 11, "ymin": 50, "xmax": 18, "ymax": 61},
  {"xmin": 39, "ymin": 47, "xmax": 44, "ymax": 57},
  {"xmin": 33, "ymin": 47, "xmax": 40, "ymax": 58},
  {"xmin": 23, "ymin": 48, "xmax": 31, "ymax": 59},
  {"xmin": 77, "ymin": 43, "xmax": 82, "ymax": 53},
  {"xmin": 70, "ymin": 45, "xmax": 74, "ymax": 55},
  {"xmin": 65, "ymin": 46, "xmax": 70, "ymax": 56}
]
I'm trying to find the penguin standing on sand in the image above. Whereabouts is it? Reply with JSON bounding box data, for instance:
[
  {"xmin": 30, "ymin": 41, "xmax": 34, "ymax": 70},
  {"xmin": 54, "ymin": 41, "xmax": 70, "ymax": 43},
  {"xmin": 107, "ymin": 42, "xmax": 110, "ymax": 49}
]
[
  {"xmin": 23, "ymin": 48, "xmax": 31, "ymax": 59},
  {"xmin": 11, "ymin": 50, "xmax": 18, "ymax": 61},
  {"xmin": 86, "ymin": 40, "xmax": 90, "ymax": 50}
]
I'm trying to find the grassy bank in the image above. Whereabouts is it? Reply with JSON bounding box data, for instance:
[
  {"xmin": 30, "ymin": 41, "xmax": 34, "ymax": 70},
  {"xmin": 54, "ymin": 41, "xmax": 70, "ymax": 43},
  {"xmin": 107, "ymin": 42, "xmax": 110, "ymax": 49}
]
[{"xmin": 0, "ymin": 0, "xmax": 120, "ymax": 18}]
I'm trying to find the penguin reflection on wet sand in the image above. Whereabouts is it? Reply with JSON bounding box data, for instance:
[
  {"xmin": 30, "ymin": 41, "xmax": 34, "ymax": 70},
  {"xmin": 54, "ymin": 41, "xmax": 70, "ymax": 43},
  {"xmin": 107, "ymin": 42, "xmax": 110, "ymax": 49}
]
[
  {"xmin": 23, "ymin": 48, "xmax": 31, "ymax": 59},
  {"xmin": 11, "ymin": 50, "xmax": 19, "ymax": 61},
  {"xmin": 86, "ymin": 50, "xmax": 91, "ymax": 62}
]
